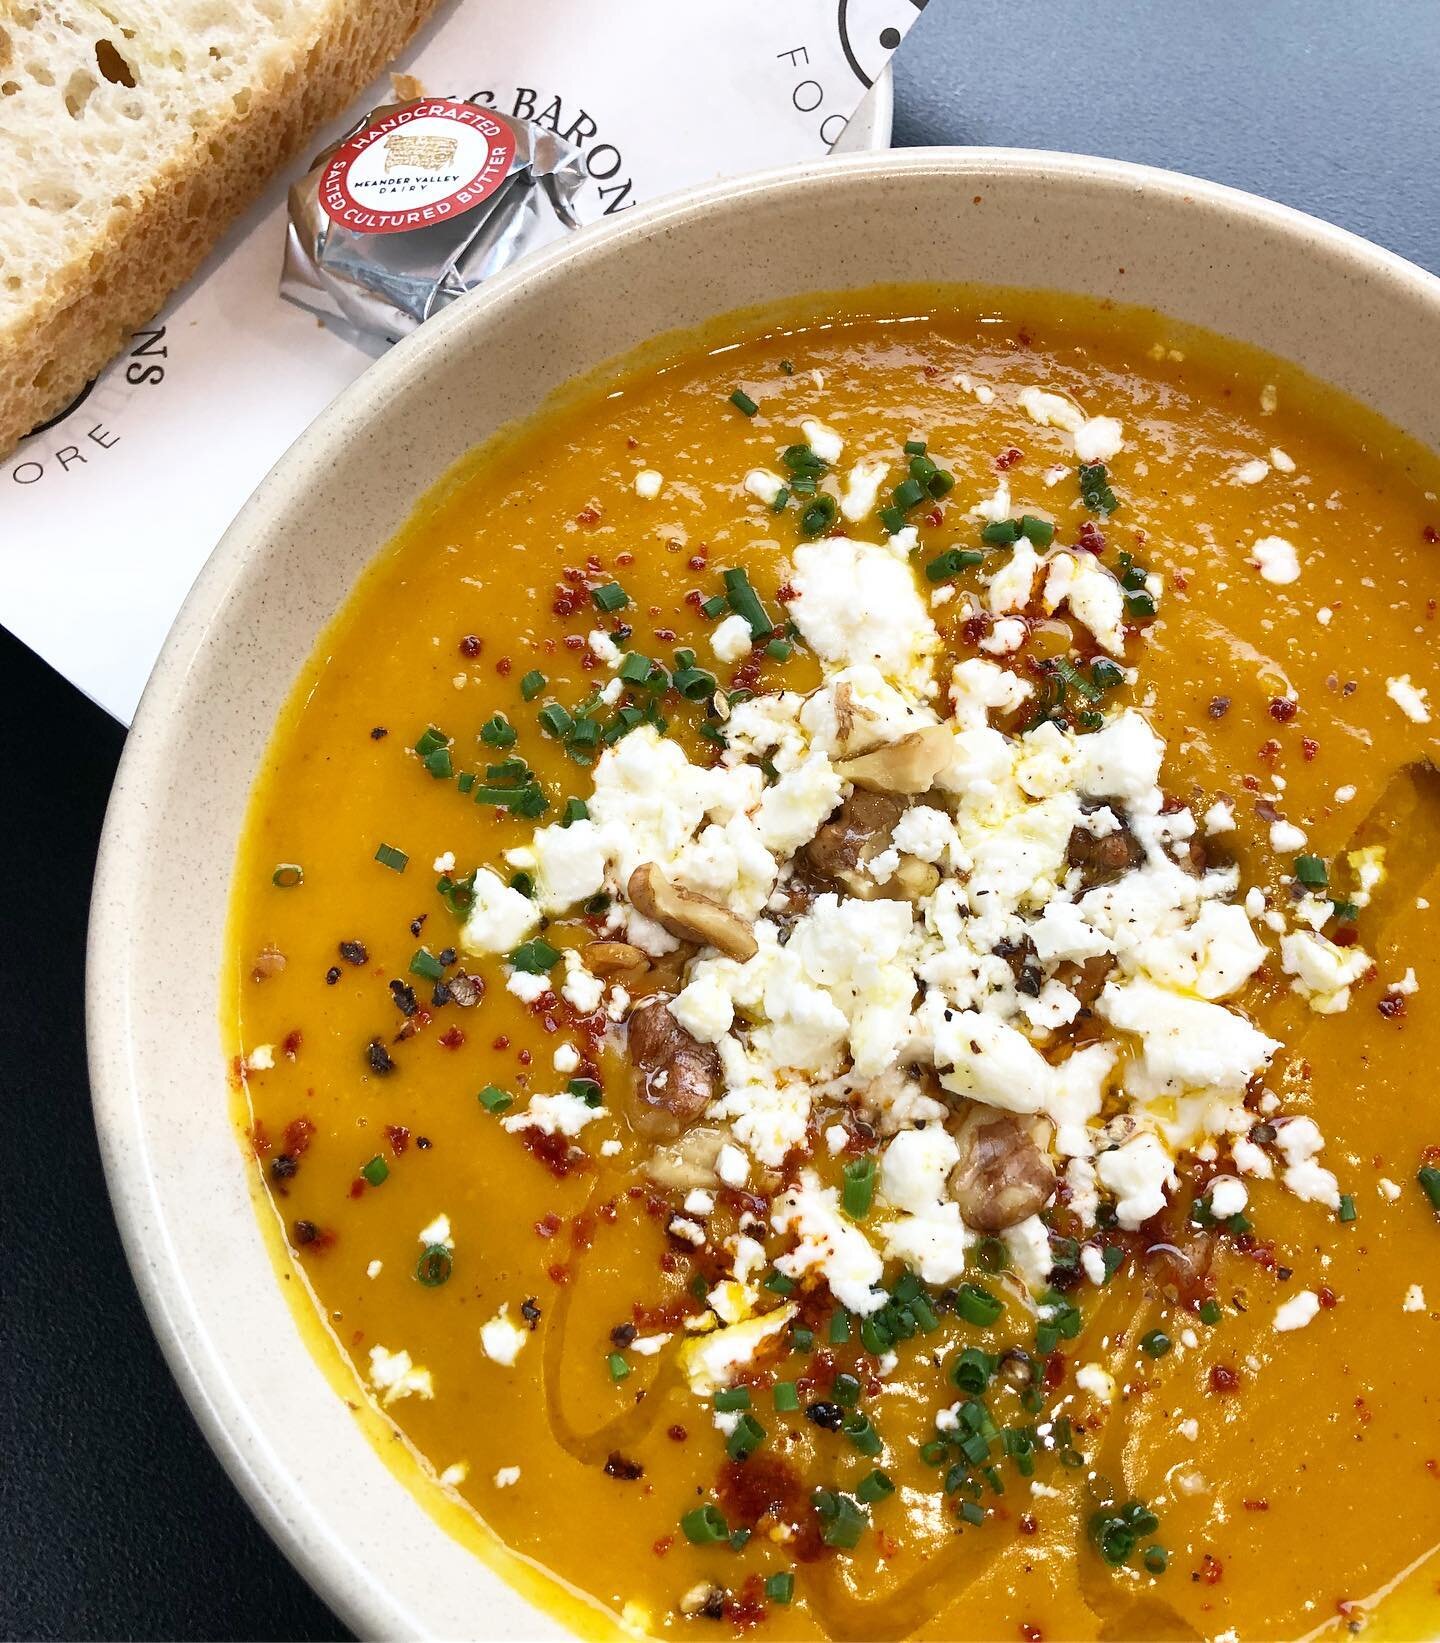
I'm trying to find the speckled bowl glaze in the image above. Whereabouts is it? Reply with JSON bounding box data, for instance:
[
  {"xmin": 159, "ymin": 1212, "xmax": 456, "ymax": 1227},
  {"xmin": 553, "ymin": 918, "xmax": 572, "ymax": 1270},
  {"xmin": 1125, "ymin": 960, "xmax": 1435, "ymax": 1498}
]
[{"xmin": 88, "ymin": 151, "xmax": 1440, "ymax": 1641}]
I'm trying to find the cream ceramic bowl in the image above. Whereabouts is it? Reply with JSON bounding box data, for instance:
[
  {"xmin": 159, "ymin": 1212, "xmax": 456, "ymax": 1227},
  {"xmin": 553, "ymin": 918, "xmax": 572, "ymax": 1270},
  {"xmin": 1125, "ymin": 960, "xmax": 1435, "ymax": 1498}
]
[{"xmin": 88, "ymin": 150, "xmax": 1440, "ymax": 1640}]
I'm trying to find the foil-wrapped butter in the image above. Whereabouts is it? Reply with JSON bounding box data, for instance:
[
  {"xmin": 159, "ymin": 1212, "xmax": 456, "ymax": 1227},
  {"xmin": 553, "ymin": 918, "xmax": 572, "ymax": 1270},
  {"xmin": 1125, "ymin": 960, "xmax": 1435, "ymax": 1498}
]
[{"xmin": 282, "ymin": 97, "xmax": 585, "ymax": 344}]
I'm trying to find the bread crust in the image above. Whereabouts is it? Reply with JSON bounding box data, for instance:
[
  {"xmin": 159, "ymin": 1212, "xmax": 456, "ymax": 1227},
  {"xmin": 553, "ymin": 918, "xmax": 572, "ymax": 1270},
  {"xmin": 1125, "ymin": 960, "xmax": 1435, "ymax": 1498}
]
[{"xmin": 0, "ymin": 0, "xmax": 440, "ymax": 458}]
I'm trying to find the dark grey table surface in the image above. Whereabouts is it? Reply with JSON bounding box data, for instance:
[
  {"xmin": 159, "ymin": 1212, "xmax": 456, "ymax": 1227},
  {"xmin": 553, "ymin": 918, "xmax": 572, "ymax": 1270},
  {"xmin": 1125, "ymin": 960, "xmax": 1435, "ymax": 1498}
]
[{"xmin": 3, "ymin": 3, "xmax": 1436, "ymax": 1638}]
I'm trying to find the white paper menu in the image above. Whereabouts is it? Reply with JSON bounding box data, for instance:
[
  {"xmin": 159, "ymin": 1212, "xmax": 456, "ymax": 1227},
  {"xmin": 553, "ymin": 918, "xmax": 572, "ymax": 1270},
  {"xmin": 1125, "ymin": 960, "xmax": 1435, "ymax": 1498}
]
[{"xmin": 0, "ymin": 0, "xmax": 924, "ymax": 725}]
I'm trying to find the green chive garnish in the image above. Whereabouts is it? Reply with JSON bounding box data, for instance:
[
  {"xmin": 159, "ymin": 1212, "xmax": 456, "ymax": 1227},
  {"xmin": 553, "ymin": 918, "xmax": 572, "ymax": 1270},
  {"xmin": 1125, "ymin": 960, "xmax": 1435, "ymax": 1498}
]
[
  {"xmin": 1091, "ymin": 657, "xmax": 1126, "ymax": 691},
  {"xmin": 842, "ymin": 1156, "xmax": 876, "ymax": 1220},
  {"xmin": 729, "ymin": 389, "xmax": 759, "ymax": 417},
  {"xmin": 699, "ymin": 594, "xmax": 729, "ymax": 619},
  {"xmin": 416, "ymin": 1244, "xmax": 452, "ymax": 1286},
  {"xmin": 856, "ymin": 1469, "xmax": 894, "ymax": 1504},
  {"xmin": 1198, "ymin": 1299, "xmax": 1222, "ymax": 1325},
  {"xmin": 726, "ymin": 1412, "xmax": 766, "ymax": 1461},
  {"xmin": 567, "ymin": 1077, "xmax": 602, "ymax": 1107},
  {"xmin": 1019, "ymin": 514, "xmax": 1054, "ymax": 547},
  {"xmin": 799, "ymin": 493, "xmax": 838, "ymax": 539},
  {"xmin": 477, "ymin": 1085, "xmax": 512, "ymax": 1114},
  {"xmin": 415, "ymin": 727, "xmax": 447, "ymax": 757},
  {"xmin": 563, "ymin": 797, "xmax": 590, "ymax": 825},
  {"xmin": 722, "ymin": 567, "xmax": 771, "ymax": 638},
  {"xmin": 1078, "ymin": 461, "xmax": 1118, "ymax": 515},
  {"xmin": 591, "ymin": 582, "xmax": 629, "ymax": 613},
  {"xmin": 374, "ymin": 843, "xmax": 408, "ymax": 873},
  {"xmin": 764, "ymin": 1572, "xmax": 794, "ymax": 1604},
  {"xmin": 1139, "ymin": 1329, "xmax": 1171, "ymax": 1358},
  {"xmin": 955, "ymin": 1283, "xmax": 1004, "ymax": 1328},
  {"xmin": 360, "ymin": 1155, "xmax": 389, "ymax": 1186},
  {"xmin": 828, "ymin": 1308, "xmax": 852, "ymax": 1345},
  {"xmin": 607, "ymin": 1352, "xmax": 631, "ymax": 1382},
  {"xmin": 950, "ymin": 1347, "xmax": 995, "ymax": 1394},
  {"xmin": 891, "ymin": 476, "xmax": 926, "ymax": 512},
  {"xmin": 814, "ymin": 1489, "xmax": 868, "ymax": 1549},
  {"xmin": 537, "ymin": 703, "xmax": 573, "ymax": 738},
  {"xmin": 520, "ymin": 670, "xmax": 546, "ymax": 700},
  {"xmin": 271, "ymin": 863, "xmax": 304, "ymax": 888},
  {"xmin": 981, "ymin": 519, "xmax": 1022, "ymax": 545},
  {"xmin": 1338, "ymin": 1194, "xmax": 1357, "ymax": 1223},
  {"xmin": 408, "ymin": 948, "xmax": 444, "ymax": 981},
  {"xmin": 1125, "ymin": 590, "xmax": 1157, "ymax": 618},
  {"xmin": 773, "ymin": 1381, "xmax": 799, "ymax": 1412},
  {"xmin": 681, "ymin": 1504, "xmax": 729, "ymax": 1544},
  {"xmin": 763, "ymin": 1270, "xmax": 796, "ymax": 1296},
  {"xmin": 1418, "ymin": 1165, "xmax": 1440, "ymax": 1210},
  {"xmin": 508, "ymin": 939, "xmax": 560, "ymax": 974},
  {"xmin": 1144, "ymin": 1545, "xmax": 1169, "ymax": 1575},
  {"xmin": 714, "ymin": 1386, "xmax": 751, "ymax": 1412},
  {"xmin": 1294, "ymin": 855, "xmax": 1328, "ymax": 887}
]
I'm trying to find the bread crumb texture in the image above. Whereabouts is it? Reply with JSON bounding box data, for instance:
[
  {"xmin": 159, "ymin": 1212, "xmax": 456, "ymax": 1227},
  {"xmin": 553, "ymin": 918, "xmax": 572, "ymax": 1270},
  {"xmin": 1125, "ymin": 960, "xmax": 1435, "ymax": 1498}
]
[{"xmin": 0, "ymin": 0, "xmax": 440, "ymax": 455}]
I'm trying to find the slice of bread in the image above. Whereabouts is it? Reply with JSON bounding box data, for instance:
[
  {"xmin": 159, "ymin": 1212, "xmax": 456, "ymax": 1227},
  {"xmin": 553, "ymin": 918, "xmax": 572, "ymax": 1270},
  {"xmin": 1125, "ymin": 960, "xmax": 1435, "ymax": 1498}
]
[{"xmin": 0, "ymin": 0, "xmax": 440, "ymax": 455}]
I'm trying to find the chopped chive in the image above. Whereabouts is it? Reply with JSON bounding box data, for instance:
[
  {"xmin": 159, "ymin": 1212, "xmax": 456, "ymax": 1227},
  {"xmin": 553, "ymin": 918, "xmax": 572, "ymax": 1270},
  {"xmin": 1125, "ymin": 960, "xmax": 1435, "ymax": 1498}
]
[
  {"xmin": 877, "ymin": 504, "xmax": 907, "ymax": 535},
  {"xmin": 908, "ymin": 452, "xmax": 938, "ymax": 483},
  {"xmin": 414, "ymin": 727, "xmax": 447, "ymax": 757},
  {"xmin": 1144, "ymin": 1545, "xmax": 1169, "ymax": 1575},
  {"xmin": 617, "ymin": 651, "xmax": 654, "ymax": 684},
  {"xmin": 607, "ymin": 1352, "xmax": 631, "ymax": 1382},
  {"xmin": 904, "ymin": 439, "xmax": 927, "ymax": 456},
  {"xmin": 1330, "ymin": 899, "xmax": 1360, "ymax": 921},
  {"xmin": 799, "ymin": 494, "xmax": 839, "ymax": 539},
  {"xmin": 927, "ymin": 468, "xmax": 956, "ymax": 498},
  {"xmin": 520, "ymin": 670, "xmax": 546, "ymax": 700},
  {"xmin": 508, "ymin": 938, "xmax": 560, "ymax": 974},
  {"xmin": 479, "ymin": 713, "xmax": 516, "ymax": 748},
  {"xmin": 374, "ymin": 843, "xmax": 408, "ymax": 873},
  {"xmin": 423, "ymin": 746, "xmax": 453, "ymax": 779},
  {"xmin": 563, "ymin": 797, "xmax": 590, "ymax": 825},
  {"xmin": 832, "ymin": 1372, "xmax": 861, "ymax": 1408},
  {"xmin": 813, "ymin": 1489, "xmax": 868, "ymax": 1549},
  {"xmin": 763, "ymin": 1270, "xmax": 796, "ymax": 1296},
  {"xmin": 1418, "ymin": 1165, "xmax": 1440, "ymax": 1210},
  {"xmin": 925, "ymin": 547, "xmax": 984, "ymax": 581},
  {"xmin": 981, "ymin": 518, "xmax": 1022, "ymax": 545},
  {"xmin": 771, "ymin": 485, "xmax": 791, "ymax": 513},
  {"xmin": 699, "ymin": 594, "xmax": 730, "ymax": 619},
  {"xmin": 1078, "ymin": 461, "xmax": 1118, "ymax": 515},
  {"xmin": 681, "ymin": 1504, "xmax": 729, "ymax": 1544},
  {"xmin": 1338, "ymin": 1194, "xmax": 1357, "ymax": 1223},
  {"xmin": 842, "ymin": 1156, "xmax": 876, "ymax": 1220},
  {"xmin": 408, "ymin": 948, "xmax": 444, "ymax": 981},
  {"xmin": 509, "ymin": 870, "xmax": 535, "ymax": 898},
  {"xmin": 1139, "ymin": 1329, "xmax": 1171, "ymax": 1358},
  {"xmin": 791, "ymin": 1326, "xmax": 814, "ymax": 1353},
  {"xmin": 714, "ymin": 1386, "xmax": 751, "ymax": 1413},
  {"xmin": 726, "ymin": 1412, "xmax": 766, "ymax": 1461},
  {"xmin": 729, "ymin": 388, "xmax": 759, "ymax": 417},
  {"xmin": 722, "ymin": 567, "xmax": 772, "ymax": 638},
  {"xmin": 567, "ymin": 1077, "xmax": 603, "ymax": 1107},
  {"xmin": 1091, "ymin": 657, "xmax": 1126, "ymax": 691},
  {"xmin": 1125, "ymin": 590, "xmax": 1157, "ymax": 618},
  {"xmin": 360, "ymin": 1155, "xmax": 389, "ymax": 1187},
  {"xmin": 456, "ymin": 772, "xmax": 476, "ymax": 794},
  {"xmin": 416, "ymin": 1244, "xmax": 452, "ymax": 1286},
  {"xmin": 537, "ymin": 703, "xmax": 573, "ymax": 738},
  {"xmin": 856, "ymin": 1469, "xmax": 894, "ymax": 1504},
  {"xmin": 477, "ymin": 1085, "xmax": 513, "ymax": 1114},
  {"xmin": 781, "ymin": 443, "xmax": 826, "ymax": 475},
  {"xmin": 859, "ymin": 1316, "xmax": 889, "ymax": 1357},
  {"xmin": 765, "ymin": 637, "xmax": 793, "ymax": 662},
  {"xmin": 1019, "ymin": 514, "xmax": 1054, "ymax": 546},
  {"xmin": 828, "ymin": 1308, "xmax": 852, "ymax": 1345},
  {"xmin": 891, "ymin": 476, "xmax": 927, "ymax": 512},
  {"xmin": 764, "ymin": 1572, "xmax": 794, "ymax": 1604},
  {"xmin": 958, "ymin": 1500, "xmax": 985, "ymax": 1527},
  {"xmin": 1294, "ymin": 854, "xmax": 1328, "ymax": 887},
  {"xmin": 271, "ymin": 863, "xmax": 304, "ymax": 888},
  {"xmin": 773, "ymin": 1381, "xmax": 800, "ymax": 1413},
  {"xmin": 591, "ymin": 582, "xmax": 629, "ymax": 613},
  {"xmin": 955, "ymin": 1283, "xmax": 1004, "ymax": 1328},
  {"xmin": 950, "ymin": 1347, "xmax": 995, "ymax": 1395},
  {"xmin": 673, "ymin": 664, "xmax": 718, "ymax": 700},
  {"xmin": 1198, "ymin": 1299, "xmax": 1222, "ymax": 1326}
]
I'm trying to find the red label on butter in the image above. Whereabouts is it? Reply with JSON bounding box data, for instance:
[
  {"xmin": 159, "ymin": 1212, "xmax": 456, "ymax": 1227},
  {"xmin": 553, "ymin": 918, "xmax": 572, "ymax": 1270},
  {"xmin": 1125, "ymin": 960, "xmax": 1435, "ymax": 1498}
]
[{"xmin": 318, "ymin": 100, "xmax": 518, "ymax": 236}]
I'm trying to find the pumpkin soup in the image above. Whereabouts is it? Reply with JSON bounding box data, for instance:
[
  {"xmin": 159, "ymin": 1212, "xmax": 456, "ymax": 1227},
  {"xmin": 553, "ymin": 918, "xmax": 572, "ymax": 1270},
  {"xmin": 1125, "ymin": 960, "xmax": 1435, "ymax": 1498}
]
[{"xmin": 229, "ymin": 288, "xmax": 1440, "ymax": 1641}]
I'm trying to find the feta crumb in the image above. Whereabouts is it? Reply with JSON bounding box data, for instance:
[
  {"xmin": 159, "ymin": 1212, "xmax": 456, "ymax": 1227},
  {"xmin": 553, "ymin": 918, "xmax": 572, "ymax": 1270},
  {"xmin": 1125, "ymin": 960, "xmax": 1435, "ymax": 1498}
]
[
  {"xmin": 432, "ymin": 850, "xmax": 456, "ymax": 873},
  {"xmin": 418, "ymin": 1213, "xmax": 452, "ymax": 1249},
  {"xmin": 684, "ymin": 1189, "xmax": 715, "ymax": 1217},
  {"xmin": 245, "ymin": 1044, "xmax": 275, "ymax": 1072},
  {"xmin": 634, "ymin": 469, "xmax": 663, "ymax": 499},
  {"xmin": 461, "ymin": 867, "xmax": 541, "ymax": 955},
  {"xmin": 744, "ymin": 468, "xmax": 786, "ymax": 507},
  {"xmin": 1076, "ymin": 1363, "xmax": 1117, "ymax": 1401},
  {"xmin": 1252, "ymin": 534, "xmax": 1301, "ymax": 584},
  {"xmin": 716, "ymin": 1143, "xmax": 749, "ymax": 1187},
  {"xmin": 552, "ymin": 1042, "xmax": 581, "ymax": 1074},
  {"xmin": 1208, "ymin": 1177, "xmax": 1248, "ymax": 1219},
  {"xmin": 1203, "ymin": 799, "xmax": 1236, "ymax": 834},
  {"xmin": 366, "ymin": 1259, "xmax": 383, "ymax": 1279},
  {"xmin": 480, "ymin": 1304, "xmax": 529, "ymax": 1366},
  {"xmin": 1273, "ymin": 1290, "xmax": 1321, "ymax": 1332},
  {"xmin": 1269, "ymin": 818, "xmax": 1308, "ymax": 853},
  {"xmin": 368, "ymin": 1344, "xmax": 434, "ymax": 1405},
  {"xmin": 600, "ymin": 1138, "xmax": 623, "ymax": 1157},
  {"xmin": 802, "ymin": 418, "xmax": 844, "ymax": 463},
  {"xmin": 669, "ymin": 1216, "xmax": 707, "ymax": 1246},
  {"xmin": 1385, "ymin": 674, "xmax": 1432, "ymax": 724},
  {"xmin": 1270, "ymin": 447, "xmax": 1296, "ymax": 473},
  {"xmin": 439, "ymin": 1462, "xmax": 468, "ymax": 1487},
  {"xmin": 1080, "ymin": 1244, "xmax": 1107, "ymax": 1285},
  {"xmin": 1334, "ymin": 784, "xmax": 1356, "ymax": 804},
  {"xmin": 494, "ymin": 1466, "xmax": 521, "ymax": 1488},
  {"xmin": 711, "ymin": 612, "xmax": 754, "ymax": 664},
  {"xmin": 1402, "ymin": 1285, "xmax": 1426, "ymax": 1313},
  {"xmin": 825, "ymin": 1123, "xmax": 849, "ymax": 1155},
  {"xmin": 1178, "ymin": 1418, "xmax": 1199, "ymax": 1441},
  {"xmin": 1233, "ymin": 458, "xmax": 1269, "ymax": 485},
  {"xmin": 1378, "ymin": 1178, "xmax": 1402, "ymax": 1202}
]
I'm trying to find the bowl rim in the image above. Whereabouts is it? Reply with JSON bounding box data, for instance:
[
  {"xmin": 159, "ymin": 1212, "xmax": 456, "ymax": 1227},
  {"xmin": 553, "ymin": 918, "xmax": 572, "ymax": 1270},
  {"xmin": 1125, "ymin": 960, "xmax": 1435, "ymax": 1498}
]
[{"xmin": 86, "ymin": 145, "xmax": 1440, "ymax": 1639}]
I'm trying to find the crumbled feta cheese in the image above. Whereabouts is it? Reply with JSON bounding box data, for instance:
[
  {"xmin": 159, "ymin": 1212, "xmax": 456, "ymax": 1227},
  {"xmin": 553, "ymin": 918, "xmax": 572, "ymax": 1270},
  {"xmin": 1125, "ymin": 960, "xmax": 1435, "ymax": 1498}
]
[
  {"xmin": 772, "ymin": 1173, "xmax": 886, "ymax": 1313},
  {"xmin": 418, "ymin": 1213, "xmax": 452, "ymax": 1249},
  {"xmin": 439, "ymin": 1462, "xmax": 468, "ymax": 1487},
  {"xmin": 789, "ymin": 538, "xmax": 938, "ymax": 698},
  {"xmin": 1402, "ymin": 1285, "xmax": 1426, "ymax": 1313},
  {"xmin": 366, "ymin": 1259, "xmax": 383, "ymax": 1279},
  {"xmin": 552, "ymin": 1043, "xmax": 581, "ymax": 1074},
  {"xmin": 1252, "ymin": 534, "xmax": 1301, "ymax": 584},
  {"xmin": 684, "ymin": 1189, "xmax": 715, "ymax": 1217},
  {"xmin": 1269, "ymin": 818, "xmax": 1308, "ymax": 854},
  {"xmin": 711, "ymin": 612, "xmax": 755, "ymax": 664},
  {"xmin": 480, "ymin": 1304, "xmax": 529, "ymax": 1366},
  {"xmin": 1273, "ymin": 1290, "xmax": 1321, "ymax": 1333},
  {"xmin": 1233, "ymin": 458, "xmax": 1270, "ymax": 485},
  {"xmin": 1080, "ymin": 1244, "xmax": 1107, "ymax": 1285},
  {"xmin": 801, "ymin": 417, "xmax": 843, "ymax": 463},
  {"xmin": 1075, "ymin": 1362, "xmax": 1117, "ymax": 1401},
  {"xmin": 716, "ymin": 1143, "xmax": 749, "ymax": 1187},
  {"xmin": 461, "ymin": 868, "xmax": 541, "ymax": 955},
  {"xmin": 1273, "ymin": 1116, "xmax": 1340, "ymax": 1208},
  {"xmin": 432, "ymin": 850, "xmax": 456, "ymax": 873},
  {"xmin": 1097, "ymin": 1132, "xmax": 1176, "ymax": 1229},
  {"xmin": 245, "ymin": 1044, "xmax": 275, "ymax": 1072},
  {"xmin": 744, "ymin": 468, "xmax": 786, "ymax": 507},
  {"xmin": 369, "ymin": 1344, "xmax": 433, "ymax": 1404},
  {"xmin": 1385, "ymin": 674, "xmax": 1432, "ymax": 724},
  {"xmin": 676, "ymin": 1305, "xmax": 795, "ymax": 1394},
  {"xmin": 494, "ymin": 1466, "xmax": 521, "ymax": 1488},
  {"xmin": 839, "ymin": 459, "xmax": 888, "ymax": 523},
  {"xmin": 501, "ymin": 1090, "xmax": 603, "ymax": 1138},
  {"xmin": 634, "ymin": 469, "xmax": 663, "ymax": 499},
  {"xmin": 669, "ymin": 1216, "xmax": 707, "ymax": 1246},
  {"xmin": 1280, "ymin": 930, "xmax": 1371, "ymax": 1015},
  {"xmin": 1208, "ymin": 1177, "xmax": 1248, "ymax": 1219},
  {"xmin": 1203, "ymin": 800, "xmax": 1236, "ymax": 835}
]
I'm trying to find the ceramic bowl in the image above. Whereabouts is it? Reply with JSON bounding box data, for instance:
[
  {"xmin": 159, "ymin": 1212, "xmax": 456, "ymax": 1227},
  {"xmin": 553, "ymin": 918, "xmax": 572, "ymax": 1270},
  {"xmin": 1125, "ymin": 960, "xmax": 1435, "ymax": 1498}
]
[{"xmin": 87, "ymin": 149, "xmax": 1440, "ymax": 1639}]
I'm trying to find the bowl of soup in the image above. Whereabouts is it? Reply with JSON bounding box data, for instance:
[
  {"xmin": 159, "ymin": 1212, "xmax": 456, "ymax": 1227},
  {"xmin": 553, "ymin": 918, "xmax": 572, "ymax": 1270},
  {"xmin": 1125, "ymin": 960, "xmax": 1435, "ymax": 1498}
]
[{"xmin": 88, "ymin": 149, "xmax": 1440, "ymax": 1641}]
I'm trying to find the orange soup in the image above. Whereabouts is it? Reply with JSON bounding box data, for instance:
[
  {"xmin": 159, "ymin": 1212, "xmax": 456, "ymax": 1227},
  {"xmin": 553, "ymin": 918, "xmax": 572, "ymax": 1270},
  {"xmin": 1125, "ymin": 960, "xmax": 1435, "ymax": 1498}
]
[{"xmin": 228, "ymin": 289, "xmax": 1440, "ymax": 1640}]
